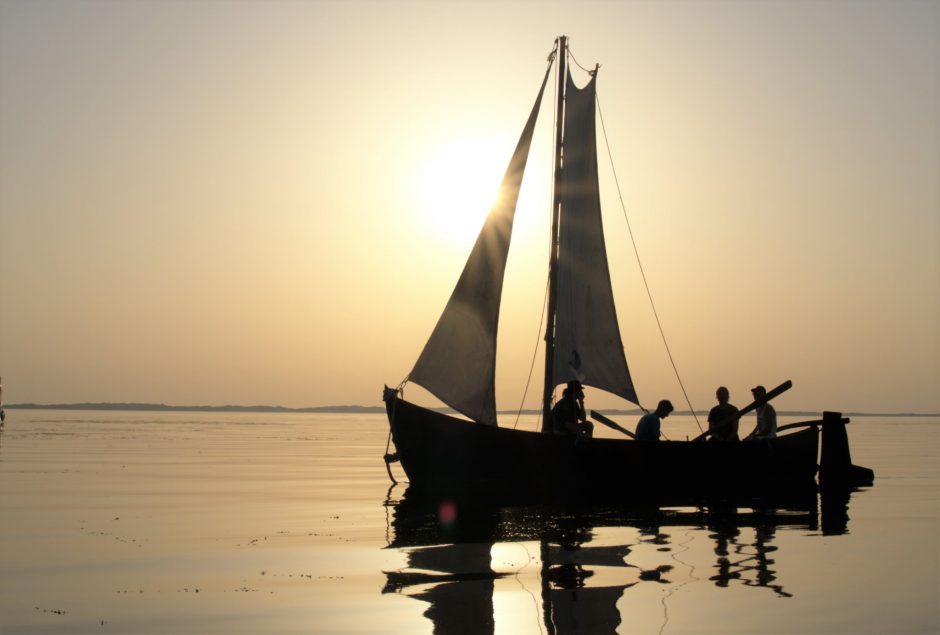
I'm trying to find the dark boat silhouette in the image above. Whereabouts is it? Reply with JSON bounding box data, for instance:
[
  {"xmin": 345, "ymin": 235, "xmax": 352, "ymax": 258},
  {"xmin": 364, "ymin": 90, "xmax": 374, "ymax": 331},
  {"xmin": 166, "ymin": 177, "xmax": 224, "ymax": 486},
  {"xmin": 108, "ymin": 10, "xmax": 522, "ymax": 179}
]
[{"xmin": 382, "ymin": 36, "xmax": 873, "ymax": 505}]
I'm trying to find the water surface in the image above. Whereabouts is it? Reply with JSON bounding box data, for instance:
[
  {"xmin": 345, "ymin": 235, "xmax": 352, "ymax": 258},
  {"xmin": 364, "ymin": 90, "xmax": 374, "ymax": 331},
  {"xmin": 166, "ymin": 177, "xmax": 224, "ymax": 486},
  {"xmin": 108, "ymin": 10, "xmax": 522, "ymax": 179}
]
[{"xmin": 0, "ymin": 410, "xmax": 936, "ymax": 633}]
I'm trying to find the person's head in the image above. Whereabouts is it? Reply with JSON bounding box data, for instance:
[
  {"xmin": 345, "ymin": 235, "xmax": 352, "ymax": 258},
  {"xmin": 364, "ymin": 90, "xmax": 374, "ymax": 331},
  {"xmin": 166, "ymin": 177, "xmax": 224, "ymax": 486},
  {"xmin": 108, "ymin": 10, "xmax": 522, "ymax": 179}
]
[
  {"xmin": 751, "ymin": 385, "xmax": 767, "ymax": 401},
  {"xmin": 656, "ymin": 399, "xmax": 674, "ymax": 418},
  {"xmin": 716, "ymin": 386, "xmax": 729, "ymax": 404},
  {"xmin": 566, "ymin": 380, "xmax": 584, "ymax": 401}
]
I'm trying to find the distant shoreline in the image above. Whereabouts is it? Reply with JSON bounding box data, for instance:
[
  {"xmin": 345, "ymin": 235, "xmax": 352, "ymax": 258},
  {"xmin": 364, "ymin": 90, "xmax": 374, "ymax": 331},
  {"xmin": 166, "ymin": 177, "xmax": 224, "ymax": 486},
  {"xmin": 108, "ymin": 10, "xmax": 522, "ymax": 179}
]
[
  {"xmin": 4, "ymin": 403, "xmax": 386, "ymax": 414},
  {"xmin": 3, "ymin": 403, "xmax": 938, "ymax": 417}
]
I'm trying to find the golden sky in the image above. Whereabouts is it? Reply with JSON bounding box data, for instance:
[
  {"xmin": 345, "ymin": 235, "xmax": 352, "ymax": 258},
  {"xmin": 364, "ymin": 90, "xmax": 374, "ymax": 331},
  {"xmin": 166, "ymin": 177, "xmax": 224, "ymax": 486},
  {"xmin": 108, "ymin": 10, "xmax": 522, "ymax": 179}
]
[{"xmin": 1, "ymin": 0, "xmax": 937, "ymax": 413}]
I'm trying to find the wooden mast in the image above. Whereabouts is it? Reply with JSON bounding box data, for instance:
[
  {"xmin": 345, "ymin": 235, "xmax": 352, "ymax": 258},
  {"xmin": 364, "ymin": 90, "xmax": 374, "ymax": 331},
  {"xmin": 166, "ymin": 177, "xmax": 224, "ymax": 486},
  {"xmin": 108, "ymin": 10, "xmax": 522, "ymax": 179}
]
[{"xmin": 541, "ymin": 35, "xmax": 567, "ymax": 432}]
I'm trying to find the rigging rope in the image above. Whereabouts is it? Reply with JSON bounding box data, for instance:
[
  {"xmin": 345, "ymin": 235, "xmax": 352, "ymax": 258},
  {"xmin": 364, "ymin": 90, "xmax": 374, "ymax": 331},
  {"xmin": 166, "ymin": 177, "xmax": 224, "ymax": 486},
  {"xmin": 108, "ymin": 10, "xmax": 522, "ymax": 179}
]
[
  {"xmin": 567, "ymin": 47, "xmax": 597, "ymax": 77},
  {"xmin": 383, "ymin": 380, "xmax": 407, "ymax": 484},
  {"xmin": 595, "ymin": 92, "xmax": 704, "ymax": 434},
  {"xmin": 513, "ymin": 274, "xmax": 550, "ymax": 430}
]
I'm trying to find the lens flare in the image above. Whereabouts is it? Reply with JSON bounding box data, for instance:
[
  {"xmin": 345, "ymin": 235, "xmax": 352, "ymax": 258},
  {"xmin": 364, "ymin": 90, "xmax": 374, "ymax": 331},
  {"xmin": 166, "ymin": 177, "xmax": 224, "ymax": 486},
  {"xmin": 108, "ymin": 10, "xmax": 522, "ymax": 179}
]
[{"xmin": 438, "ymin": 500, "xmax": 457, "ymax": 527}]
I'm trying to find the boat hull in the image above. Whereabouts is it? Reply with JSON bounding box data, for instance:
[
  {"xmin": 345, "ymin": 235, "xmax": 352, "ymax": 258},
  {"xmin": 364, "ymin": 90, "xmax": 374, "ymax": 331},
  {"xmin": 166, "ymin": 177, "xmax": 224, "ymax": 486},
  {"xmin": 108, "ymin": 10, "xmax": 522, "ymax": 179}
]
[{"xmin": 386, "ymin": 396, "xmax": 819, "ymax": 504}]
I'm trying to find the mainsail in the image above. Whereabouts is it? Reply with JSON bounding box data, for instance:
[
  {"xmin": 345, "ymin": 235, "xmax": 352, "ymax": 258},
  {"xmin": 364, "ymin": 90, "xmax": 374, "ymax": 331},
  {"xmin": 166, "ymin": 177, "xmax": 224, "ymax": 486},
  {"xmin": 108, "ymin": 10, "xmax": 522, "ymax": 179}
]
[
  {"xmin": 408, "ymin": 63, "xmax": 553, "ymax": 426},
  {"xmin": 552, "ymin": 72, "xmax": 638, "ymax": 405}
]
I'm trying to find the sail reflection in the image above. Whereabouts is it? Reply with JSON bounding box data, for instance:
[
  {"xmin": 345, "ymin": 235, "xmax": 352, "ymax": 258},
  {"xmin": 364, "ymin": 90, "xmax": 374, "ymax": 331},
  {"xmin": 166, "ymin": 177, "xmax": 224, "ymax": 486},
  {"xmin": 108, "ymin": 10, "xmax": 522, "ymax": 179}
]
[
  {"xmin": 384, "ymin": 541, "xmax": 500, "ymax": 634},
  {"xmin": 382, "ymin": 489, "xmax": 859, "ymax": 634}
]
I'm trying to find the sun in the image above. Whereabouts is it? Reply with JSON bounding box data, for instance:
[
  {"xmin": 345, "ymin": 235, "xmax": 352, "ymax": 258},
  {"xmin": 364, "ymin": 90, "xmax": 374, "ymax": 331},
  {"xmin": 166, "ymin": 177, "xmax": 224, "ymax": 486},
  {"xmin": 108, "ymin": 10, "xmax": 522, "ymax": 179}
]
[{"xmin": 417, "ymin": 136, "xmax": 510, "ymax": 246}]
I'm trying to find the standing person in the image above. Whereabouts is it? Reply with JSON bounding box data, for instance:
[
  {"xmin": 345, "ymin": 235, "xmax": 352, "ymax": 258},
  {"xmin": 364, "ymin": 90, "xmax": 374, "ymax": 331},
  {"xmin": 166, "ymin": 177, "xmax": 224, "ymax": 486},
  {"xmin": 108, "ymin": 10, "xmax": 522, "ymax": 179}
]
[
  {"xmin": 552, "ymin": 380, "xmax": 593, "ymax": 439},
  {"xmin": 745, "ymin": 385, "xmax": 777, "ymax": 440},
  {"xmin": 707, "ymin": 387, "xmax": 740, "ymax": 441},
  {"xmin": 635, "ymin": 400, "xmax": 674, "ymax": 441}
]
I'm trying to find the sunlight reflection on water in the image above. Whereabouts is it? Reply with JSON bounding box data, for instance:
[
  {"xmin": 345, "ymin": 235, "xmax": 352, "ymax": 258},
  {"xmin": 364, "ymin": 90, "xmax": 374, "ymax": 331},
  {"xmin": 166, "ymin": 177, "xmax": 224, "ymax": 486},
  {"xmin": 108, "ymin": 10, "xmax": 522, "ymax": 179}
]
[{"xmin": 0, "ymin": 411, "xmax": 936, "ymax": 634}]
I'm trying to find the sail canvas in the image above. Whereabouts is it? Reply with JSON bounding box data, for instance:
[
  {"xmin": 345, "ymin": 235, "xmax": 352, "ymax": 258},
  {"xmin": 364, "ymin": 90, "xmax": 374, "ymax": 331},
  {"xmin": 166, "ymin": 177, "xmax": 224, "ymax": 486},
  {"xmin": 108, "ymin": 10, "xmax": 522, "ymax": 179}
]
[
  {"xmin": 552, "ymin": 72, "xmax": 638, "ymax": 405},
  {"xmin": 408, "ymin": 65, "xmax": 552, "ymax": 426}
]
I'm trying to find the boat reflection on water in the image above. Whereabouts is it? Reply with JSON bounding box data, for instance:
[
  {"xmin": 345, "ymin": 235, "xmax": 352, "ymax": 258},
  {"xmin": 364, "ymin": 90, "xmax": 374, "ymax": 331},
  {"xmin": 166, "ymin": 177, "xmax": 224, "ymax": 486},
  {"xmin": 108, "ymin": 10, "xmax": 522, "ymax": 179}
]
[{"xmin": 382, "ymin": 487, "xmax": 860, "ymax": 634}]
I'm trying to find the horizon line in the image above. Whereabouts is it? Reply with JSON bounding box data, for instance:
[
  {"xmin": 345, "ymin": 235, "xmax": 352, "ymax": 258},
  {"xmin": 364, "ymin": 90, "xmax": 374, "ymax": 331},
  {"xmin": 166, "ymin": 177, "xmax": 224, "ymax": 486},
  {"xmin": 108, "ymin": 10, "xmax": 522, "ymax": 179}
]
[{"xmin": 3, "ymin": 402, "xmax": 938, "ymax": 418}]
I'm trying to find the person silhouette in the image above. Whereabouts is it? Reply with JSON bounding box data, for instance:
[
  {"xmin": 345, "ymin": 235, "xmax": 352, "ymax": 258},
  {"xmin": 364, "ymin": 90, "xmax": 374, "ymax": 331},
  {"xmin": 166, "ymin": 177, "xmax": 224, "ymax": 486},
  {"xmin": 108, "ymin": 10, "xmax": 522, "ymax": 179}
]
[
  {"xmin": 635, "ymin": 400, "xmax": 674, "ymax": 441},
  {"xmin": 707, "ymin": 387, "xmax": 739, "ymax": 441},
  {"xmin": 552, "ymin": 381, "xmax": 593, "ymax": 439},
  {"xmin": 745, "ymin": 385, "xmax": 777, "ymax": 440}
]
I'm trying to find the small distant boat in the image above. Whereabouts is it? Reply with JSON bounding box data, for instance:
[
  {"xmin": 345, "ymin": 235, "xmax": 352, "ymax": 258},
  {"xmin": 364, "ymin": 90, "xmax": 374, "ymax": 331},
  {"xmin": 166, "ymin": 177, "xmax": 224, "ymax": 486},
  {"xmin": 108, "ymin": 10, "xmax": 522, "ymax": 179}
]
[{"xmin": 382, "ymin": 37, "xmax": 872, "ymax": 503}]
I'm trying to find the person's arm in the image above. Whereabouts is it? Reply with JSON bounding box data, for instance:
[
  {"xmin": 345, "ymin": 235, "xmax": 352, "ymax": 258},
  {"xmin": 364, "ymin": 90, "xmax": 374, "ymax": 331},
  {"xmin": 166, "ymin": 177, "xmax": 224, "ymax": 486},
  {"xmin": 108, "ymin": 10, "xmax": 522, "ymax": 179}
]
[
  {"xmin": 730, "ymin": 407, "xmax": 741, "ymax": 437},
  {"xmin": 744, "ymin": 409, "xmax": 760, "ymax": 440},
  {"xmin": 752, "ymin": 406, "xmax": 773, "ymax": 438}
]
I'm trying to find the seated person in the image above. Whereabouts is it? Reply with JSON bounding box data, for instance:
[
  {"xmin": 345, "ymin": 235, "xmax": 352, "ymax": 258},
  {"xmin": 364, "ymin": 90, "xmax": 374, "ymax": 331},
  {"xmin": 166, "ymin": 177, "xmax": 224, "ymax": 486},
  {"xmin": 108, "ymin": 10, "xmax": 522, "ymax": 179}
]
[
  {"xmin": 707, "ymin": 386, "xmax": 740, "ymax": 441},
  {"xmin": 552, "ymin": 380, "xmax": 593, "ymax": 439},
  {"xmin": 635, "ymin": 400, "xmax": 674, "ymax": 441},
  {"xmin": 745, "ymin": 385, "xmax": 777, "ymax": 440}
]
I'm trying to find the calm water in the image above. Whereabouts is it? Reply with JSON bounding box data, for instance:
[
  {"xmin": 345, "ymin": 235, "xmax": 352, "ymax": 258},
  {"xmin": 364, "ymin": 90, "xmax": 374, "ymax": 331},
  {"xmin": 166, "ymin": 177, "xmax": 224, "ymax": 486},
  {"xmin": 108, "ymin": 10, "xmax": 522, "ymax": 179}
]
[{"xmin": 0, "ymin": 410, "xmax": 937, "ymax": 634}]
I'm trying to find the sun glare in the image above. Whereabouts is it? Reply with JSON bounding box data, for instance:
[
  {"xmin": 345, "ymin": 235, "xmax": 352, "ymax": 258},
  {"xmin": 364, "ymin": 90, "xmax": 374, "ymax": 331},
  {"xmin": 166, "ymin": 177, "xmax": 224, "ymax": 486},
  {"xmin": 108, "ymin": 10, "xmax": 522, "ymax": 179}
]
[{"xmin": 418, "ymin": 137, "xmax": 510, "ymax": 245}]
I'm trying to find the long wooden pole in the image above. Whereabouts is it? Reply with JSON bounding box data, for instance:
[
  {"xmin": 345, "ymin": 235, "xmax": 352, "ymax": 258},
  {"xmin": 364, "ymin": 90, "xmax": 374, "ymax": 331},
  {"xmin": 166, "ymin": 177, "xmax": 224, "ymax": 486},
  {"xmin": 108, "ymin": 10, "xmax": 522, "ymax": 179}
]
[
  {"xmin": 541, "ymin": 36, "xmax": 567, "ymax": 432},
  {"xmin": 589, "ymin": 410, "xmax": 636, "ymax": 439}
]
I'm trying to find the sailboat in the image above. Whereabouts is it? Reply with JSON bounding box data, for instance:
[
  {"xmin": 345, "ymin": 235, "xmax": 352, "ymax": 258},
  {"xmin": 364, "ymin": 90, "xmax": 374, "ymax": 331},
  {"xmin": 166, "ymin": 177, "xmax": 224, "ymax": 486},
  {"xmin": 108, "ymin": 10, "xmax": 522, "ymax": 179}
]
[{"xmin": 382, "ymin": 37, "xmax": 872, "ymax": 503}]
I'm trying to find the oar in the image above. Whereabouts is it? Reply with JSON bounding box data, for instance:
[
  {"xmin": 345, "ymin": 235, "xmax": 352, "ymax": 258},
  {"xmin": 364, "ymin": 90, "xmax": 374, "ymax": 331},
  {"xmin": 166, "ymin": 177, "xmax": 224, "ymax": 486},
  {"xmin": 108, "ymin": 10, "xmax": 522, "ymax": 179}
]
[
  {"xmin": 691, "ymin": 380, "xmax": 793, "ymax": 442},
  {"xmin": 590, "ymin": 410, "xmax": 636, "ymax": 439}
]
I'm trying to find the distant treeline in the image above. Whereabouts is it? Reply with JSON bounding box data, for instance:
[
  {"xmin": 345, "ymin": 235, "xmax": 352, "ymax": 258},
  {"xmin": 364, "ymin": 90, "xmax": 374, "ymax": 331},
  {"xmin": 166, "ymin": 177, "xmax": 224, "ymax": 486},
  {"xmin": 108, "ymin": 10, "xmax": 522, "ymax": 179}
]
[{"xmin": 4, "ymin": 403, "xmax": 938, "ymax": 417}]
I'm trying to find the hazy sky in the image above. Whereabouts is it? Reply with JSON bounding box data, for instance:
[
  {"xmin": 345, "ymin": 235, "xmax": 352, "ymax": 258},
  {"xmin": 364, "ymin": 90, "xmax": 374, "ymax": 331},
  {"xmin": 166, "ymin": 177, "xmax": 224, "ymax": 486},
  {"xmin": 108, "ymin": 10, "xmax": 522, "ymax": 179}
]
[{"xmin": 1, "ymin": 0, "xmax": 937, "ymax": 414}]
